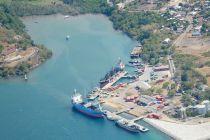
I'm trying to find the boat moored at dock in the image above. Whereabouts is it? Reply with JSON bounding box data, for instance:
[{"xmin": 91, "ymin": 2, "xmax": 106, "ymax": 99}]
[
  {"xmin": 71, "ymin": 90, "xmax": 104, "ymax": 118},
  {"xmin": 99, "ymin": 59, "xmax": 126, "ymax": 89},
  {"xmin": 116, "ymin": 119, "xmax": 140, "ymax": 133}
]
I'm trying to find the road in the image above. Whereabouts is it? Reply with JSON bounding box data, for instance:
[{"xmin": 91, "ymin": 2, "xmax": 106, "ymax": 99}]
[
  {"xmin": 168, "ymin": 55, "xmax": 176, "ymax": 77},
  {"xmin": 172, "ymin": 16, "xmax": 193, "ymax": 47}
]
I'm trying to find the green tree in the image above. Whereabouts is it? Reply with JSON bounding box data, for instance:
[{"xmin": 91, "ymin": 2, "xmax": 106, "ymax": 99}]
[
  {"xmin": 168, "ymin": 90, "xmax": 175, "ymax": 98},
  {"xmin": 201, "ymin": 23, "xmax": 207, "ymax": 33},
  {"xmin": 171, "ymin": 83, "xmax": 176, "ymax": 89},
  {"xmin": 162, "ymin": 82, "xmax": 169, "ymax": 89},
  {"xmin": 181, "ymin": 94, "xmax": 193, "ymax": 107},
  {"xmin": 0, "ymin": 44, "xmax": 3, "ymax": 53}
]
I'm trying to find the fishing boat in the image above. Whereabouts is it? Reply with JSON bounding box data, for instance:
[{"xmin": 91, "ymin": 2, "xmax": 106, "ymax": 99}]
[
  {"xmin": 116, "ymin": 119, "xmax": 140, "ymax": 133},
  {"xmin": 71, "ymin": 90, "xmax": 104, "ymax": 118},
  {"xmin": 99, "ymin": 59, "xmax": 125, "ymax": 88},
  {"xmin": 129, "ymin": 59, "xmax": 141, "ymax": 64}
]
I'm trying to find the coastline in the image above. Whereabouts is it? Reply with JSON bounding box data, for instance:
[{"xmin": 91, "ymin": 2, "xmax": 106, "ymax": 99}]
[
  {"xmin": 144, "ymin": 118, "xmax": 178, "ymax": 140},
  {"xmin": 19, "ymin": 13, "xmax": 210, "ymax": 140},
  {"xmin": 21, "ymin": 13, "xmax": 137, "ymax": 42},
  {"xmin": 144, "ymin": 118, "xmax": 210, "ymax": 140}
]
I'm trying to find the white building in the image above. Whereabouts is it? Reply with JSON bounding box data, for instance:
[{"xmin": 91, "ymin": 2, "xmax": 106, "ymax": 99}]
[
  {"xmin": 202, "ymin": 100, "xmax": 210, "ymax": 112},
  {"xmin": 195, "ymin": 105, "xmax": 207, "ymax": 115},
  {"xmin": 162, "ymin": 38, "xmax": 171, "ymax": 44}
]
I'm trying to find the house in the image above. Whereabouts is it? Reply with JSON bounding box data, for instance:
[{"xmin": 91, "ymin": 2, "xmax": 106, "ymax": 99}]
[
  {"xmin": 153, "ymin": 65, "xmax": 170, "ymax": 72},
  {"xmin": 176, "ymin": 27, "xmax": 184, "ymax": 33},
  {"xmin": 1, "ymin": 45, "xmax": 17, "ymax": 56},
  {"xmin": 162, "ymin": 38, "xmax": 171, "ymax": 44},
  {"xmin": 117, "ymin": 3, "xmax": 125, "ymax": 10},
  {"xmin": 195, "ymin": 104, "xmax": 207, "ymax": 115},
  {"xmin": 202, "ymin": 100, "xmax": 210, "ymax": 112},
  {"xmin": 138, "ymin": 95, "xmax": 156, "ymax": 106},
  {"xmin": 13, "ymin": 35, "xmax": 23, "ymax": 41},
  {"xmin": 192, "ymin": 30, "xmax": 201, "ymax": 36}
]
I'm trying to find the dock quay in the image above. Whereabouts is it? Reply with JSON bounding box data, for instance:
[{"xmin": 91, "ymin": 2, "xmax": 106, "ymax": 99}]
[
  {"xmin": 114, "ymin": 107, "xmax": 132, "ymax": 115},
  {"xmin": 103, "ymin": 109, "xmax": 149, "ymax": 133},
  {"xmin": 133, "ymin": 122, "xmax": 149, "ymax": 132},
  {"xmin": 131, "ymin": 116, "xmax": 145, "ymax": 122},
  {"xmin": 130, "ymin": 47, "xmax": 142, "ymax": 59},
  {"xmin": 102, "ymin": 71, "xmax": 127, "ymax": 90}
]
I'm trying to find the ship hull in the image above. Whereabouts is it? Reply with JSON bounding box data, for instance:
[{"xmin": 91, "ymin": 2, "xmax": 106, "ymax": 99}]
[
  {"xmin": 73, "ymin": 103, "xmax": 104, "ymax": 118},
  {"xmin": 116, "ymin": 122, "xmax": 139, "ymax": 133},
  {"xmin": 99, "ymin": 80, "xmax": 109, "ymax": 89}
]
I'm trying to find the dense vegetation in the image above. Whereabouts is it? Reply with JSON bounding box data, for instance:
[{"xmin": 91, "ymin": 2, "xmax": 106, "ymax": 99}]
[
  {"xmin": 110, "ymin": 10, "xmax": 173, "ymax": 64},
  {"xmin": 63, "ymin": 0, "xmax": 114, "ymax": 15},
  {"xmin": 0, "ymin": 0, "xmax": 175, "ymax": 66},
  {"xmin": 0, "ymin": 7, "xmax": 25, "ymax": 34},
  {"xmin": 0, "ymin": 0, "xmax": 78, "ymax": 16},
  {"xmin": 0, "ymin": 44, "xmax": 3, "ymax": 53},
  {"xmin": 174, "ymin": 53, "xmax": 209, "ymax": 105},
  {"xmin": 0, "ymin": 2, "xmax": 52, "ymax": 78}
]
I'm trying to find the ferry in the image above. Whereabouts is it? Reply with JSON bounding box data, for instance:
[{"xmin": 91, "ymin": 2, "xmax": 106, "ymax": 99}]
[
  {"xmin": 116, "ymin": 119, "xmax": 140, "ymax": 133},
  {"xmin": 71, "ymin": 90, "xmax": 104, "ymax": 118},
  {"xmin": 99, "ymin": 59, "xmax": 125, "ymax": 88}
]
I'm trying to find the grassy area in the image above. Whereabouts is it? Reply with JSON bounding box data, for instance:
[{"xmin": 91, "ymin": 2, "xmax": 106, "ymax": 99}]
[
  {"xmin": 202, "ymin": 51, "xmax": 210, "ymax": 57},
  {"xmin": 174, "ymin": 53, "xmax": 198, "ymax": 68},
  {"xmin": 205, "ymin": 61, "xmax": 210, "ymax": 67}
]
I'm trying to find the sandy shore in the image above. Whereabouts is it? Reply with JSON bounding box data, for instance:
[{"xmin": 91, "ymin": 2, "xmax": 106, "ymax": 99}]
[{"xmin": 144, "ymin": 118, "xmax": 210, "ymax": 140}]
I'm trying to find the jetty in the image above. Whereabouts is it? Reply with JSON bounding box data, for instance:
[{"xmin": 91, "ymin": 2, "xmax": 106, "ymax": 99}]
[
  {"xmin": 102, "ymin": 71, "xmax": 127, "ymax": 90},
  {"xmin": 103, "ymin": 108, "xmax": 149, "ymax": 133},
  {"xmin": 115, "ymin": 108, "xmax": 131, "ymax": 115},
  {"xmin": 132, "ymin": 116, "xmax": 145, "ymax": 122}
]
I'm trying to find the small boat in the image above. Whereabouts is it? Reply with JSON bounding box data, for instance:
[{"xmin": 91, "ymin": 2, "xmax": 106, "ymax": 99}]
[
  {"xmin": 116, "ymin": 119, "xmax": 140, "ymax": 133},
  {"xmin": 64, "ymin": 15, "xmax": 70, "ymax": 19},
  {"xmin": 66, "ymin": 35, "xmax": 70, "ymax": 40},
  {"xmin": 24, "ymin": 74, "xmax": 28, "ymax": 81},
  {"xmin": 71, "ymin": 90, "xmax": 104, "ymax": 118},
  {"xmin": 129, "ymin": 59, "xmax": 141, "ymax": 64}
]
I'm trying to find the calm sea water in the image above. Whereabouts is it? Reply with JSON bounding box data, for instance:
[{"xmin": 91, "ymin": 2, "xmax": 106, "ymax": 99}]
[{"xmin": 0, "ymin": 14, "xmax": 170, "ymax": 140}]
